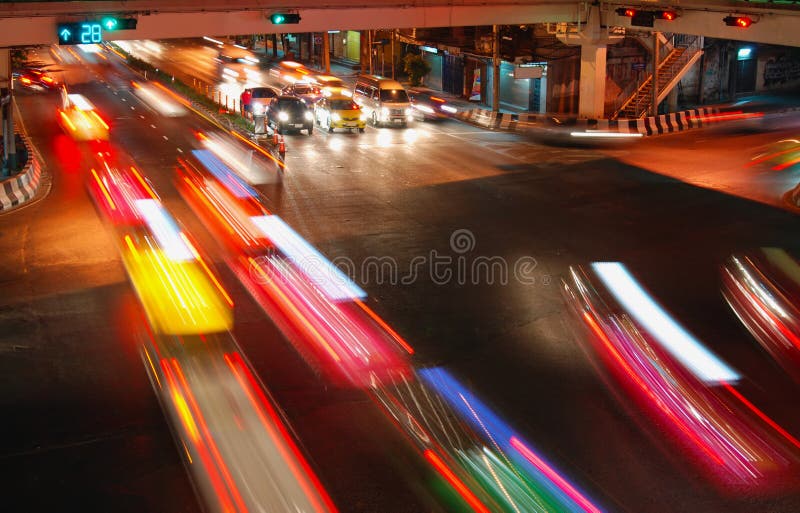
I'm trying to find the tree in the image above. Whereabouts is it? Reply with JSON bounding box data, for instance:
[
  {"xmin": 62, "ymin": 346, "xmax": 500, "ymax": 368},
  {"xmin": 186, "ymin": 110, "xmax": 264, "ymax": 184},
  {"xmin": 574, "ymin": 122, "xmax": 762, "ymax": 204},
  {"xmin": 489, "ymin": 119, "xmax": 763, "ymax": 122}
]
[
  {"xmin": 11, "ymin": 48, "xmax": 31, "ymax": 70},
  {"xmin": 403, "ymin": 53, "xmax": 431, "ymax": 86}
]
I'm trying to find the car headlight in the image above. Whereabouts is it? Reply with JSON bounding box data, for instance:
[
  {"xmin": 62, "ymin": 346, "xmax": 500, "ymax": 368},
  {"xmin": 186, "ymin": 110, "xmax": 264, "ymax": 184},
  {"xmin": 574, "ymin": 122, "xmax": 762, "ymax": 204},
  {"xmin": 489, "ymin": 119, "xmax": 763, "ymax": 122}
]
[
  {"xmin": 304, "ymin": 111, "xmax": 313, "ymax": 121},
  {"xmin": 278, "ymin": 111, "xmax": 289, "ymax": 121},
  {"xmin": 415, "ymin": 104, "xmax": 434, "ymax": 114},
  {"xmin": 359, "ymin": 113, "xmax": 368, "ymax": 121},
  {"xmin": 380, "ymin": 107, "xmax": 390, "ymax": 118},
  {"xmin": 252, "ymin": 102, "xmax": 262, "ymax": 113},
  {"xmin": 404, "ymin": 107, "xmax": 412, "ymax": 116},
  {"xmin": 441, "ymin": 105, "xmax": 458, "ymax": 114},
  {"xmin": 331, "ymin": 113, "xmax": 341, "ymax": 122}
]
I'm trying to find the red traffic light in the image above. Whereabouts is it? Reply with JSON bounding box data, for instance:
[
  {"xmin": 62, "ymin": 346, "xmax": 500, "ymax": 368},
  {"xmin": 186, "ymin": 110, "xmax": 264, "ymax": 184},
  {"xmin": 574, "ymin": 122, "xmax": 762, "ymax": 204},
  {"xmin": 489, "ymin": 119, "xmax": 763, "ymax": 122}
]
[
  {"xmin": 618, "ymin": 8, "xmax": 678, "ymax": 21},
  {"xmin": 724, "ymin": 15, "xmax": 752, "ymax": 28}
]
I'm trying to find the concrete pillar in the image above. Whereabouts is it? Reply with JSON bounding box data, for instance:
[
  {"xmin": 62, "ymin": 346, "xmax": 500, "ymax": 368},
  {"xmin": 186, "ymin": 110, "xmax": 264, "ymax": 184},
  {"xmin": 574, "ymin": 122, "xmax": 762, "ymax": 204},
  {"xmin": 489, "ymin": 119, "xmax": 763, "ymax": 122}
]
[
  {"xmin": 557, "ymin": 4, "xmax": 623, "ymax": 119},
  {"xmin": 578, "ymin": 42, "xmax": 606, "ymax": 119},
  {"xmin": 0, "ymin": 48, "xmax": 15, "ymax": 176},
  {"xmin": 667, "ymin": 86, "xmax": 679, "ymax": 112}
]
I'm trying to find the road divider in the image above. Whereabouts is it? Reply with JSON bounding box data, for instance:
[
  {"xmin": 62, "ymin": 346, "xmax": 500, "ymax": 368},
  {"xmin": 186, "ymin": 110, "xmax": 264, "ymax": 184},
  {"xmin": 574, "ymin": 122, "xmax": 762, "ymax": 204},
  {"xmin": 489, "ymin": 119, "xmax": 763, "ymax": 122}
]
[
  {"xmin": 108, "ymin": 43, "xmax": 286, "ymax": 167},
  {"xmin": 0, "ymin": 129, "xmax": 45, "ymax": 213},
  {"xmin": 456, "ymin": 106, "xmax": 726, "ymax": 137}
]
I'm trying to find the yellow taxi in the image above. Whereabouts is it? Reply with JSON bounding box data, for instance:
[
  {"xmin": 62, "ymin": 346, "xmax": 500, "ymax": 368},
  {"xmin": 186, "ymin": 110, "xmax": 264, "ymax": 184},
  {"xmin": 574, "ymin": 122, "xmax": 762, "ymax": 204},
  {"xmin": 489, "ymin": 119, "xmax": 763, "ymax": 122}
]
[
  {"xmin": 121, "ymin": 232, "xmax": 233, "ymax": 335},
  {"xmin": 312, "ymin": 75, "xmax": 351, "ymax": 97},
  {"xmin": 313, "ymin": 94, "xmax": 366, "ymax": 133},
  {"xmin": 57, "ymin": 92, "xmax": 109, "ymax": 141},
  {"xmin": 117, "ymin": 197, "xmax": 233, "ymax": 335}
]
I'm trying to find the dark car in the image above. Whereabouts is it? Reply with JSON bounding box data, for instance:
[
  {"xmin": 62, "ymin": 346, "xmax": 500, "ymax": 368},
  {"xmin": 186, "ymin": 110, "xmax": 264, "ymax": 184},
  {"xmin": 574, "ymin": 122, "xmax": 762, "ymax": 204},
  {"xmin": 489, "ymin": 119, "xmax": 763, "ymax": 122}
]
[
  {"xmin": 408, "ymin": 89, "xmax": 458, "ymax": 120},
  {"xmin": 265, "ymin": 96, "xmax": 314, "ymax": 135},
  {"xmin": 280, "ymin": 82, "xmax": 323, "ymax": 105},
  {"xmin": 247, "ymin": 86, "xmax": 279, "ymax": 115}
]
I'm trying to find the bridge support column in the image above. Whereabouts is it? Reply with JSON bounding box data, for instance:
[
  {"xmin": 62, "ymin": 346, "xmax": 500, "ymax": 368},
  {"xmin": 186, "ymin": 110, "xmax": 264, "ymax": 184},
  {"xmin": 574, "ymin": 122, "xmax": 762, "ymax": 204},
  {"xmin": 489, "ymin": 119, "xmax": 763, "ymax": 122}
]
[
  {"xmin": 557, "ymin": 5, "xmax": 624, "ymax": 119},
  {"xmin": 578, "ymin": 42, "xmax": 607, "ymax": 120},
  {"xmin": 0, "ymin": 48, "xmax": 15, "ymax": 177}
]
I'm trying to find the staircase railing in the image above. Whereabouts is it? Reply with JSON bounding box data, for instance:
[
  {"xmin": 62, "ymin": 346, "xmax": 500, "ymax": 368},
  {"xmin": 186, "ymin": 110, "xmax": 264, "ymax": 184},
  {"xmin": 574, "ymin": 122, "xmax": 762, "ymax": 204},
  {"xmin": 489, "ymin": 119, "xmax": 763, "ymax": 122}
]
[
  {"xmin": 609, "ymin": 74, "xmax": 646, "ymax": 117},
  {"xmin": 654, "ymin": 35, "xmax": 703, "ymax": 105},
  {"xmin": 658, "ymin": 33, "xmax": 675, "ymax": 63},
  {"xmin": 611, "ymin": 35, "xmax": 703, "ymax": 119}
]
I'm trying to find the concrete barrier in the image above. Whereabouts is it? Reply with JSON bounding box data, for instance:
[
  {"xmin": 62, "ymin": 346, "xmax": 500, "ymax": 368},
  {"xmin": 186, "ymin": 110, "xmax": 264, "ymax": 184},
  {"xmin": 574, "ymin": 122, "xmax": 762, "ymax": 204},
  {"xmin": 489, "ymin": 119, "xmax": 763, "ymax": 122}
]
[
  {"xmin": 456, "ymin": 109, "xmax": 546, "ymax": 130},
  {"xmin": 0, "ymin": 131, "xmax": 42, "ymax": 212},
  {"xmin": 456, "ymin": 107, "xmax": 721, "ymax": 136}
]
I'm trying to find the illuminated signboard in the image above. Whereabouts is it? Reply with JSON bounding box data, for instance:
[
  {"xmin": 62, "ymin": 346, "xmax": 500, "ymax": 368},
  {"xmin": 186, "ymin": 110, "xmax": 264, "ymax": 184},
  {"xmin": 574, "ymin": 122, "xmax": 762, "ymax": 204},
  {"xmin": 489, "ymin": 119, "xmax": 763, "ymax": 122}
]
[
  {"xmin": 58, "ymin": 22, "xmax": 103, "ymax": 45},
  {"xmin": 57, "ymin": 18, "xmax": 137, "ymax": 45}
]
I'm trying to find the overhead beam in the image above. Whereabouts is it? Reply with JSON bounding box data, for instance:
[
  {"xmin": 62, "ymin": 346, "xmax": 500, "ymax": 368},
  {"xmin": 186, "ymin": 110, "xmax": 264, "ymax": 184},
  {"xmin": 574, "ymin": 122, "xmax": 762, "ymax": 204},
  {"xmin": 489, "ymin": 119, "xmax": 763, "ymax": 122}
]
[
  {"xmin": 0, "ymin": 0, "xmax": 799, "ymax": 47},
  {"xmin": 0, "ymin": 4, "xmax": 581, "ymax": 47},
  {"xmin": 609, "ymin": 8, "xmax": 800, "ymax": 47}
]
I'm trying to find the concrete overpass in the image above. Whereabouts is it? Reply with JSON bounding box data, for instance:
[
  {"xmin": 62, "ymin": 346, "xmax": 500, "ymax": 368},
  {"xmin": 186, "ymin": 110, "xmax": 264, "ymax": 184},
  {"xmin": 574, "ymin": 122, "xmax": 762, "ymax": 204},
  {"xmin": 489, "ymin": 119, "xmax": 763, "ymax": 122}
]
[{"xmin": 0, "ymin": 0, "xmax": 799, "ymax": 48}]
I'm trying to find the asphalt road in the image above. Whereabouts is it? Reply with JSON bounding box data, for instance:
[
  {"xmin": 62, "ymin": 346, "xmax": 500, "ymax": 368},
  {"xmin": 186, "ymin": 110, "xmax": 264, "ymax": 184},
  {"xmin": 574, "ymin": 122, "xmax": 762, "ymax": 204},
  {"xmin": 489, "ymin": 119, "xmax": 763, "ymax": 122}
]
[{"xmin": 2, "ymin": 42, "xmax": 800, "ymax": 512}]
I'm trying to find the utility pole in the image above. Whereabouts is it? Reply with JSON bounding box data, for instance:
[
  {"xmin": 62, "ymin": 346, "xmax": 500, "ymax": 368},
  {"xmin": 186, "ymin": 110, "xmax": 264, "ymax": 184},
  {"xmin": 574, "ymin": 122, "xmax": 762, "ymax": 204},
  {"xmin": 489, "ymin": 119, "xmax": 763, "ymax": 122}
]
[
  {"xmin": 322, "ymin": 31, "xmax": 331, "ymax": 73},
  {"xmin": 492, "ymin": 25, "xmax": 500, "ymax": 113},
  {"xmin": 368, "ymin": 30, "xmax": 373, "ymax": 75},
  {"xmin": 391, "ymin": 30, "xmax": 396, "ymax": 79},
  {"xmin": 652, "ymin": 31, "xmax": 660, "ymax": 116}
]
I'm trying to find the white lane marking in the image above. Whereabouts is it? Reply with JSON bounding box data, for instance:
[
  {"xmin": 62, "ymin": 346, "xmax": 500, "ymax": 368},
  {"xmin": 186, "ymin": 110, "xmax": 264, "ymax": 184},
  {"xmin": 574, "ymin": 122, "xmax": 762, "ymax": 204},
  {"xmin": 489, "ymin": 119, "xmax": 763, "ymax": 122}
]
[
  {"xmin": 121, "ymin": 97, "xmax": 127, "ymax": 101},
  {"xmin": 163, "ymin": 135, "xmax": 169, "ymax": 141},
  {"xmin": 177, "ymin": 148, "xmax": 183, "ymax": 153},
  {"xmin": 150, "ymin": 124, "xmax": 157, "ymax": 129}
]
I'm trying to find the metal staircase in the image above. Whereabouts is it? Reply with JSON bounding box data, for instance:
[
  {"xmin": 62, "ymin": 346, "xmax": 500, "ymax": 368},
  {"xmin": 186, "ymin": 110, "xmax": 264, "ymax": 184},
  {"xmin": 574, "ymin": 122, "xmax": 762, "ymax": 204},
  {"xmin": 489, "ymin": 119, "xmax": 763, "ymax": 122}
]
[{"xmin": 612, "ymin": 35, "xmax": 703, "ymax": 119}]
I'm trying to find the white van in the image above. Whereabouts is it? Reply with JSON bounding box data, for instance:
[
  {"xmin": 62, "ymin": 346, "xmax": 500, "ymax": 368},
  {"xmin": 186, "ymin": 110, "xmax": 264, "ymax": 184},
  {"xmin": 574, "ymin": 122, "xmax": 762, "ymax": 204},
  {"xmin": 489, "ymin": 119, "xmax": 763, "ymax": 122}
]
[{"xmin": 352, "ymin": 75, "xmax": 413, "ymax": 127}]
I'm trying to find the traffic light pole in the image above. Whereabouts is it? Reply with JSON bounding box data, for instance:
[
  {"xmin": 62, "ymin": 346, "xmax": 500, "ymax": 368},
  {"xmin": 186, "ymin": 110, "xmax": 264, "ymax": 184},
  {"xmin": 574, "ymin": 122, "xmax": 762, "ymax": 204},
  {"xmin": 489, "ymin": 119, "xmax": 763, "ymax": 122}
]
[{"xmin": 492, "ymin": 25, "xmax": 500, "ymax": 113}]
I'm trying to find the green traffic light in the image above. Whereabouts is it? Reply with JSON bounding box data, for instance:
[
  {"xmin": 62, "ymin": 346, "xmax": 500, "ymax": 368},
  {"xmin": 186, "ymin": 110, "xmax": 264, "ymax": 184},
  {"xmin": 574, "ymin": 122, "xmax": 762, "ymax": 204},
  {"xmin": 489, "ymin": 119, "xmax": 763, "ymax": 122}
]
[
  {"xmin": 102, "ymin": 17, "xmax": 118, "ymax": 30},
  {"xmin": 270, "ymin": 12, "xmax": 299, "ymax": 24}
]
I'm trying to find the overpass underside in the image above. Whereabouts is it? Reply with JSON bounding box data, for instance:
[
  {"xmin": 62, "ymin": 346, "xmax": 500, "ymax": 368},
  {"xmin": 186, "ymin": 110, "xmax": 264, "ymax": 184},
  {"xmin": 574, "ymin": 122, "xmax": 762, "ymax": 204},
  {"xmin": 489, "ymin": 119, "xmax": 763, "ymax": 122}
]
[{"xmin": 0, "ymin": 0, "xmax": 799, "ymax": 48}]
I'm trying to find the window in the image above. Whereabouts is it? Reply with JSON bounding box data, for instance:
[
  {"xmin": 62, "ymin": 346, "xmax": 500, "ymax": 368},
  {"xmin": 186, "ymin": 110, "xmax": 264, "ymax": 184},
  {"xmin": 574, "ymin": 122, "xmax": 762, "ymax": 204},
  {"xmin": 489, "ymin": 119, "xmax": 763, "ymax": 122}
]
[
  {"xmin": 252, "ymin": 88, "xmax": 277, "ymax": 99},
  {"xmin": 331, "ymin": 100, "xmax": 358, "ymax": 110},
  {"xmin": 379, "ymin": 89, "xmax": 408, "ymax": 102}
]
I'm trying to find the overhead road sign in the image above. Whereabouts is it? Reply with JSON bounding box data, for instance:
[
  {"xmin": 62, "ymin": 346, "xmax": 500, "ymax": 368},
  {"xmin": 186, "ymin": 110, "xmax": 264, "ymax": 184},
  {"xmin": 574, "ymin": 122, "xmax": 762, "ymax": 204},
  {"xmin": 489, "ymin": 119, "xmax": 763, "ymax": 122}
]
[{"xmin": 57, "ymin": 17, "xmax": 137, "ymax": 45}]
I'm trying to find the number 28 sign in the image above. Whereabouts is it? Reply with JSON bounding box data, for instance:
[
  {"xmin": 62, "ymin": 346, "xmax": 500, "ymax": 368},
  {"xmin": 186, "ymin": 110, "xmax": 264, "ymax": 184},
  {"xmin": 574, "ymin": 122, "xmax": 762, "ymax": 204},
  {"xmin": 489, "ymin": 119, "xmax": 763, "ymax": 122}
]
[
  {"xmin": 57, "ymin": 22, "xmax": 104, "ymax": 45},
  {"xmin": 57, "ymin": 19, "xmax": 137, "ymax": 45}
]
